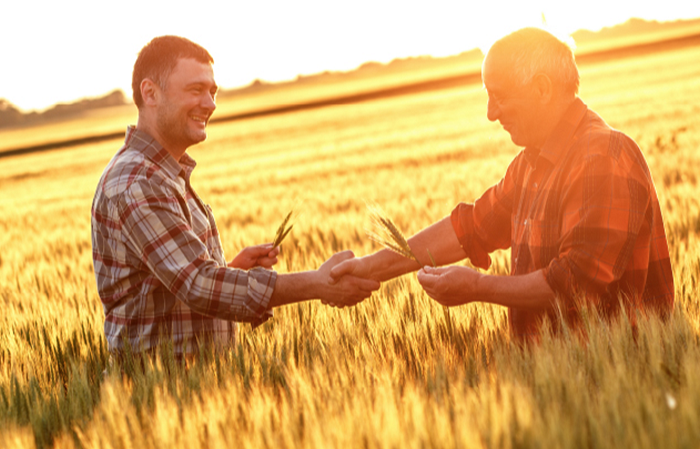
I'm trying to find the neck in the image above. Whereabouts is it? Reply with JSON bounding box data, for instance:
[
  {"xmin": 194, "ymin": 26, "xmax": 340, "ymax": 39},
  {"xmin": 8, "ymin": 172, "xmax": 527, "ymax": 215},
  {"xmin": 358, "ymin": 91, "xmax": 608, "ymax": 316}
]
[
  {"xmin": 534, "ymin": 95, "xmax": 577, "ymax": 148},
  {"xmin": 135, "ymin": 114, "xmax": 188, "ymax": 162}
]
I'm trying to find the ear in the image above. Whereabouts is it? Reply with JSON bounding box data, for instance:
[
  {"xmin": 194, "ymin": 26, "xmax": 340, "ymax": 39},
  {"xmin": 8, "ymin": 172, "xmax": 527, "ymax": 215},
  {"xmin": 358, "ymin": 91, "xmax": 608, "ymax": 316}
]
[
  {"xmin": 140, "ymin": 78, "xmax": 159, "ymax": 107},
  {"xmin": 532, "ymin": 73, "xmax": 553, "ymax": 104}
]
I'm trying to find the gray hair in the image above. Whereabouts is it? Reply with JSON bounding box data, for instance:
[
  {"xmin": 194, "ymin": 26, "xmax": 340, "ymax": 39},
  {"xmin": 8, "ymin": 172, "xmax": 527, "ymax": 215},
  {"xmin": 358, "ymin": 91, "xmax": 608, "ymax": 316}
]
[{"xmin": 489, "ymin": 28, "xmax": 579, "ymax": 96}]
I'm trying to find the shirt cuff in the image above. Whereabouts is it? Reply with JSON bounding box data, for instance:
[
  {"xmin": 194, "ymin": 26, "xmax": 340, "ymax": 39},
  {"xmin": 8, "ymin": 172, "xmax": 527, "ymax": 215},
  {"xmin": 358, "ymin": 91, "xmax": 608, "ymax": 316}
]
[
  {"xmin": 245, "ymin": 267, "xmax": 277, "ymax": 327},
  {"xmin": 543, "ymin": 259, "xmax": 588, "ymax": 314}
]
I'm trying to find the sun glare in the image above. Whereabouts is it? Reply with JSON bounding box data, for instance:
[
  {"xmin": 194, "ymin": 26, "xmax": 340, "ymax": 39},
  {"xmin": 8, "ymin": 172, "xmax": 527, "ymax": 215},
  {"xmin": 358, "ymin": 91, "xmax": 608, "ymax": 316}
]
[{"xmin": 1, "ymin": 0, "xmax": 699, "ymax": 111}]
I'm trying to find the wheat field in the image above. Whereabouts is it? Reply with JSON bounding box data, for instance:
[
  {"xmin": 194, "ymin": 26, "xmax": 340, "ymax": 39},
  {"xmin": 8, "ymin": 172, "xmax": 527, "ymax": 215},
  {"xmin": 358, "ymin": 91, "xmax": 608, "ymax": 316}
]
[{"xmin": 1, "ymin": 41, "xmax": 700, "ymax": 448}]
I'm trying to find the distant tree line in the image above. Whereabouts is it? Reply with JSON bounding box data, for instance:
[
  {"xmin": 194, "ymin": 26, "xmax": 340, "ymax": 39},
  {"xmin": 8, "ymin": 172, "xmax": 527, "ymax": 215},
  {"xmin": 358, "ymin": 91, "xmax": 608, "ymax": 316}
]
[{"xmin": 0, "ymin": 90, "xmax": 128, "ymax": 129}]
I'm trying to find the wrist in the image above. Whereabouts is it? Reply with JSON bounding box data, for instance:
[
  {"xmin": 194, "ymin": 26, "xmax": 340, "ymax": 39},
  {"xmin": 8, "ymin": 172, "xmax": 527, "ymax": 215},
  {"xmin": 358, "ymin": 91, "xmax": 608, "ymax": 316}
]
[
  {"xmin": 309, "ymin": 269, "xmax": 327, "ymax": 299},
  {"xmin": 473, "ymin": 271, "xmax": 488, "ymax": 303}
]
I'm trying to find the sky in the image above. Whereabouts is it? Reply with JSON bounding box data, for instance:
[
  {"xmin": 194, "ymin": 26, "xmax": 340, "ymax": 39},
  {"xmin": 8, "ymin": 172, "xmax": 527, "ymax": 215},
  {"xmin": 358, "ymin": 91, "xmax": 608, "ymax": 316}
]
[{"xmin": 2, "ymin": 0, "xmax": 700, "ymax": 112}]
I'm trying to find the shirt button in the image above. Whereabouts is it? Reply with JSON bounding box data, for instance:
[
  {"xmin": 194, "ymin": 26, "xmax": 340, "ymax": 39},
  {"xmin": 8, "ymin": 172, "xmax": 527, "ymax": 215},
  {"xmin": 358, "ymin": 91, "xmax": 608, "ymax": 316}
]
[{"xmin": 523, "ymin": 219, "xmax": 528, "ymax": 226}]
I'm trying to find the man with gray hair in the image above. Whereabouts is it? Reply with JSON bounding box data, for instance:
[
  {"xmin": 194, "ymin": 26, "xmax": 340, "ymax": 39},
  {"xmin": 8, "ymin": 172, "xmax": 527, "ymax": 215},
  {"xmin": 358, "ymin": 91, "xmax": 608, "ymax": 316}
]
[{"xmin": 331, "ymin": 27, "xmax": 673, "ymax": 340}]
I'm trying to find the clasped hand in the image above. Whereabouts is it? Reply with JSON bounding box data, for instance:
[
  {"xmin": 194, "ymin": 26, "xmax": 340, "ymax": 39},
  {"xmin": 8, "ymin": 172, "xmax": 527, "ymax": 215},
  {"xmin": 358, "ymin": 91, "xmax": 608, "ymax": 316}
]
[
  {"xmin": 317, "ymin": 251, "xmax": 380, "ymax": 308},
  {"xmin": 231, "ymin": 245, "xmax": 380, "ymax": 309}
]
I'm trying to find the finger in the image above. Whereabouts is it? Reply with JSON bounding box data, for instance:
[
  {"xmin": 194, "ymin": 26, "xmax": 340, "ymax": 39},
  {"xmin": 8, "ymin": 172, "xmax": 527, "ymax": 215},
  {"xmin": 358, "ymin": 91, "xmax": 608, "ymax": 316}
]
[
  {"xmin": 334, "ymin": 297, "xmax": 361, "ymax": 307},
  {"xmin": 423, "ymin": 291, "xmax": 441, "ymax": 303},
  {"xmin": 346, "ymin": 276, "xmax": 380, "ymax": 292},
  {"xmin": 333, "ymin": 281, "xmax": 376, "ymax": 299},
  {"xmin": 347, "ymin": 294, "xmax": 369, "ymax": 305},
  {"xmin": 330, "ymin": 250, "xmax": 355, "ymax": 263},
  {"xmin": 416, "ymin": 270, "xmax": 438, "ymax": 289},
  {"xmin": 257, "ymin": 256, "xmax": 278, "ymax": 268},
  {"xmin": 329, "ymin": 259, "xmax": 356, "ymax": 281}
]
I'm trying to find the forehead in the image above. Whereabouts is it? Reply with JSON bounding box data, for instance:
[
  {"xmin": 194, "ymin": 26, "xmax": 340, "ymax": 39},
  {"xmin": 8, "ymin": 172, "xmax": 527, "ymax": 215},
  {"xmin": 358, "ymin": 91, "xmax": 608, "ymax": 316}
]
[
  {"xmin": 481, "ymin": 53, "xmax": 516, "ymax": 92},
  {"xmin": 168, "ymin": 57, "xmax": 216, "ymax": 86}
]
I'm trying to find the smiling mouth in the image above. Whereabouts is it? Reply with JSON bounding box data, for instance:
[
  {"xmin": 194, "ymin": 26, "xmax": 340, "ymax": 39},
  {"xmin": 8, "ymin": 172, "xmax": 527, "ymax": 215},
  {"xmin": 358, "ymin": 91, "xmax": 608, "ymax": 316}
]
[{"xmin": 190, "ymin": 114, "xmax": 208, "ymax": 125}]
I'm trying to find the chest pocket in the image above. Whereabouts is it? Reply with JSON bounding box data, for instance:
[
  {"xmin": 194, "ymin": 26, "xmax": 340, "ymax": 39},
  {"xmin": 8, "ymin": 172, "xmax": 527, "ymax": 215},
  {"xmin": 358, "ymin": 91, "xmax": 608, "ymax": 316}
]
[{"xmin": 526, "ymin": 218, "xmax": 562, "ymax": 269}]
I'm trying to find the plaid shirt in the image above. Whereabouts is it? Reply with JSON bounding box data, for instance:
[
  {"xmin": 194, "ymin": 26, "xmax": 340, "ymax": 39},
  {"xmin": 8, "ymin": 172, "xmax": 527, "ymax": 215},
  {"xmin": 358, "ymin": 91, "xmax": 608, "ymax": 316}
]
[
  {"xmin": 451, "ymin": 98, "xmax": 674, "ymax": 339},
  {"xmin": 92, "ymin": 127, "xmax": 276, "ymax": 356}
]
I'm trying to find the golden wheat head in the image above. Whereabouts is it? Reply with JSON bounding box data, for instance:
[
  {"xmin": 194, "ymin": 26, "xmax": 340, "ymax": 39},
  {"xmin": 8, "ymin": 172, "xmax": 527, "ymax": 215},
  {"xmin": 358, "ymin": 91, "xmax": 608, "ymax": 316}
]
[
  {"xmin": 272, "ymin": 210, "xmax": 294, "ymax": 249},
  {"xmin": 366, "ymin": 204, "xmax": 422, "ymax": 265}
]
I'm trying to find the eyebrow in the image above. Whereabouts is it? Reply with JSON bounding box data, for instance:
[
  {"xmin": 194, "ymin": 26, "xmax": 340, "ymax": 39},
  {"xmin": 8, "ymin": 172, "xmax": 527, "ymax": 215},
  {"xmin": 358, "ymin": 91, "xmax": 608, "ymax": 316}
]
[{"xmin": 185, "ymin": 81, "xmax": 218, "ymax": 92}]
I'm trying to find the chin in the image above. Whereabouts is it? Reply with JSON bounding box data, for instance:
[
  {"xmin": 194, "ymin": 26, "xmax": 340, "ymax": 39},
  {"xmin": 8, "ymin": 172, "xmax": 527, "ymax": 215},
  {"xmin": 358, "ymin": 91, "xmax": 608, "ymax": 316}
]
[
  {"xmin": 187, "ymin": 129, "xmax": 208, "ymax": 144},
  {"xmin": 508, "ymin": 133, "xmax": 528, "ymax": 148},
  {"xmin": 506, "ymin": 133, "xmax": 520, "ymax": 146}
]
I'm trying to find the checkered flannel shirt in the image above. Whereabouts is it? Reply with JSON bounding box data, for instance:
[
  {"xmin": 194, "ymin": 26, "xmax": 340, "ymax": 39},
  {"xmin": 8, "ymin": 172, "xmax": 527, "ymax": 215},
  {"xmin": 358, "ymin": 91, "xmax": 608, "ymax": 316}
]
[
  {"xmin": 92, "ymin": 127, "xmax": 276, "ymax": 356},
  {"xmin": 451, "ymin": 98, "xmax": 674, "ymax": 339}
]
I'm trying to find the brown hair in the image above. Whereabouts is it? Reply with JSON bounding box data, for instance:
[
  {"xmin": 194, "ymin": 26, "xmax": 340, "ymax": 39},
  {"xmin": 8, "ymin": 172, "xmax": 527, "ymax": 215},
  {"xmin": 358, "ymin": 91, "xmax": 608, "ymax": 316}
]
[{"xmin": 132, "ymin": 35, "xmax": 214, "ymax": 108}]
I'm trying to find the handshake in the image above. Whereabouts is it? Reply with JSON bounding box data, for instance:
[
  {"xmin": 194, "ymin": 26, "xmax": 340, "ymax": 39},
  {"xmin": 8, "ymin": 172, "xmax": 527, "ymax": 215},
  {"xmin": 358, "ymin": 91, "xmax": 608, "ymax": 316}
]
[
  {"xmin": 230, "ymin": 244, "xmax": 381, "ymax": 309},
  {"xmin": 232, "ymin": 237, "xmax": 476, "ymax": 311},
  {"xmin": 229, "ymin": 210, "xmax": 481, "ymax": 311}
]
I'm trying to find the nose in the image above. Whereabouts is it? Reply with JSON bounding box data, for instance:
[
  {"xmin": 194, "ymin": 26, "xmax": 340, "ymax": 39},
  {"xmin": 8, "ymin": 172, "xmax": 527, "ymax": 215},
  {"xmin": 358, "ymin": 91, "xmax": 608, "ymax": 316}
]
[
  {"xmin": 486, "ymin": 97, "xmax": 499, "ymax": 122},
  {"xmin": 202, "ymin": 91, "xmax": 216, "ymax": 112}
]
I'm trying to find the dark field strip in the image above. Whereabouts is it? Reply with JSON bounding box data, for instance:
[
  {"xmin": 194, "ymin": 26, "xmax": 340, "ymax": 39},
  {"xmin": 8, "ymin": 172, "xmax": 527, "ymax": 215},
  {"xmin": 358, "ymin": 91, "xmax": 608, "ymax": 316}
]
[{"xmin": 2, "ymin": 30, "xmax": 699, "ymax": 160}]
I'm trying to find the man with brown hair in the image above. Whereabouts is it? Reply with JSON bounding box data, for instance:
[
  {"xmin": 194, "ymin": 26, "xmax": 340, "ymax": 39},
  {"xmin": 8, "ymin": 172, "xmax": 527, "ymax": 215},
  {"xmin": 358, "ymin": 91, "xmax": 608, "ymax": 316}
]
[
  {"xmin": 331, "ymin": 28, "xmax": 674, "ymax": 340},
  {"xmin": 91, "ymin": 36, "xmax": 379, "ymax": 359}
]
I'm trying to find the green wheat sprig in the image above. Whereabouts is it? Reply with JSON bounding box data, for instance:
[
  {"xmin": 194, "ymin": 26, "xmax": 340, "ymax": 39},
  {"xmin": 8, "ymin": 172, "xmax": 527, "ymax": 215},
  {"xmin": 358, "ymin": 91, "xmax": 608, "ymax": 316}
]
[
  {"xmin": 272, "ymin": 210, "xmax": 294, "ymax": 249},
  {"xmin": 367, "ymin": 204, "xmax": 433, "ymax": 266}
]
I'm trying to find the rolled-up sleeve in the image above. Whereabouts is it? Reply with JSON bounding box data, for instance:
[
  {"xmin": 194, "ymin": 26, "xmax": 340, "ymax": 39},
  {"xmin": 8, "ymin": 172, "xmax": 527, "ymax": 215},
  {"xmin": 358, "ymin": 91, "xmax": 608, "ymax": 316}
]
[
  {"xmin": 451, "ymin": 156, "xmax": 522, "ymax": 270},
  {"xmin": 120, "ymin": 179, "xmax": 276, "ymax": 325}
]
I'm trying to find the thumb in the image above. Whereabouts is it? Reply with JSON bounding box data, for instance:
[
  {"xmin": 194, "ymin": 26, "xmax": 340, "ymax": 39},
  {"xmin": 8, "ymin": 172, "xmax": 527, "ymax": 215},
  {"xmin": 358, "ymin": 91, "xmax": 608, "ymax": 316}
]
[
  {"xmin": 331, "ymin": 250, "xmax": 355, "ymax": 262},
  {"xmin": 417, "ymin": 267, "xmax": 438, "ymax": 287},
  {"xmin": 329, "ymin": 259, "xmax": 354, "ymax": 281}
]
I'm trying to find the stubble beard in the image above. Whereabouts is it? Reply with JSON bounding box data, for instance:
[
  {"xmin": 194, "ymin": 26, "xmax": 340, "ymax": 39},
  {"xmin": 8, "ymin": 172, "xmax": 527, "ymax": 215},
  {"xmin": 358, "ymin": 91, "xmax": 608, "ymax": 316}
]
[{"xmin": 156, "ymin": 102, "xmax": 206, "ymax": 151}]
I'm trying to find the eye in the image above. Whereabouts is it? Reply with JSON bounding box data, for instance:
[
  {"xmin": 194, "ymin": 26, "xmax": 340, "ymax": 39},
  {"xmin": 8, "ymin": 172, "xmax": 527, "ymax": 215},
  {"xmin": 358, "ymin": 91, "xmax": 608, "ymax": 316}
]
[{"xmin": 488, "ymin": 90, "xmax": 508, "ymax": 104}]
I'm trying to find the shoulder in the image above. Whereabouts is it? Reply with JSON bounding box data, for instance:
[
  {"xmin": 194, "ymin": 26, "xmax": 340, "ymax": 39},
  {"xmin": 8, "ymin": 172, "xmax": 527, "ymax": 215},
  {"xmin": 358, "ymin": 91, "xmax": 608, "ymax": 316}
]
[
  {"xmin": 574, "ymin": 109, "xmax": 642, "ymax": 161},
  {"xmin": 568, "ymin": 110, "xmax": 655, "ymax": 189},
  {"xmin": 96, "ymin": 146, "xmax": 170, "ymax": 200}
]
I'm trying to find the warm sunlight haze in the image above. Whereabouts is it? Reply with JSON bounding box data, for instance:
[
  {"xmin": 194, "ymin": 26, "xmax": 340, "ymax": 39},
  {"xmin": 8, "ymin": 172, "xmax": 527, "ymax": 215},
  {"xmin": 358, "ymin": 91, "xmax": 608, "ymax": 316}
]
[
  {"xmin": 3, "ymin": 1, "xmax": 700, "ymax": 448},
  {"xmin": 1, "ymin": 0, "xmax": 699, "ymax": 111}
]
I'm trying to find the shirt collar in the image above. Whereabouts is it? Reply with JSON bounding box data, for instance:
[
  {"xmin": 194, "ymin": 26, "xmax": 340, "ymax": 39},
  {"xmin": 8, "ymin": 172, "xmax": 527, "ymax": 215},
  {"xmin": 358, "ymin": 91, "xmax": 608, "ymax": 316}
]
[
  {"xmin": 124, "ymin": 126, "xmax": 198, "ymax": 182},
  {"xmin": 523, "ymin": 97, "xmax": 588, "ymax": 167}
]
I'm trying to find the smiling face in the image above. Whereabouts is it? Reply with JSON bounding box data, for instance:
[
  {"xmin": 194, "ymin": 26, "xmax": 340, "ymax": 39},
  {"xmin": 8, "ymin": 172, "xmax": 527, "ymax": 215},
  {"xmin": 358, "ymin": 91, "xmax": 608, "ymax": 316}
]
[
  {"xmin": 482, "ymin": 53, "xmax": 546, "ymax": 149},
  {"xmin": 154, "ymin": 57, "xmax": 218, "ymax": 154}
]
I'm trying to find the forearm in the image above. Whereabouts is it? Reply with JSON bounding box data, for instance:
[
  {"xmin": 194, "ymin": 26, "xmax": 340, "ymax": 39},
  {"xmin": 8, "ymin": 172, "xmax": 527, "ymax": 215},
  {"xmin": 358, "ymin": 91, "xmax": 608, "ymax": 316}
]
[
  {"xmin": 270, "ymin": 251, "xmax": 381, "ymax": 308},
  {"xmin": 477, "ymin": 270, "xmax": 556, "ymax": 310},
  {"xmin": 361, "ymin": 216, "xmax": 467, "ymax": 282},
  {"xmin": 269, "ymin": 271, "xmax": 322, "ymax": 307},
  {"xmin": 408, "ymin": 217, "xmax": 468, "ymax": 266}
]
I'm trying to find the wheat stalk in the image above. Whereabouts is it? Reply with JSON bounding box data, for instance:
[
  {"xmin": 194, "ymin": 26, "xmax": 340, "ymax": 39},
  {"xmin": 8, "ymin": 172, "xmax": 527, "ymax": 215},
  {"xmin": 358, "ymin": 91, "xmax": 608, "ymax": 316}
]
[
  {"xmin": 427, "ymin": 249, "xmax": 437, "ymax": 267},
  {"xmin": 271, "ymin": 210, "xmax": 294, "ymax": 249},
  {"xmin": 366, "ymin": 204, "xmax": 436, "ymax": 266}
]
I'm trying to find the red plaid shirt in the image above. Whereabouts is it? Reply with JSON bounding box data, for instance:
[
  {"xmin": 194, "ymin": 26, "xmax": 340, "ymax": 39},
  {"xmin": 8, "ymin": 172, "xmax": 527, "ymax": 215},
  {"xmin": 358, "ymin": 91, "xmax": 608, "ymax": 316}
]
[
  {"xmin": 91, "ymin": 127, "xmax": 276, "ymax": 356},
  {"xmin": 451, "ymin": 98, "xmax": 674, "ymax": 339}
]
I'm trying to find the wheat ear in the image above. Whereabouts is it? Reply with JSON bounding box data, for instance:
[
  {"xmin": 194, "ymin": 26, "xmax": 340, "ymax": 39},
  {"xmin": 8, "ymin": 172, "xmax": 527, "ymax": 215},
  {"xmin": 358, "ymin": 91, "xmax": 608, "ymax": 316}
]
[
  {"xmin": 366, "ymin": 204, "xmax": 422, "ymax": 265},
  {"xmin": 272, "ymin": 210, "xmax": 294, "ymax": 249}
]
